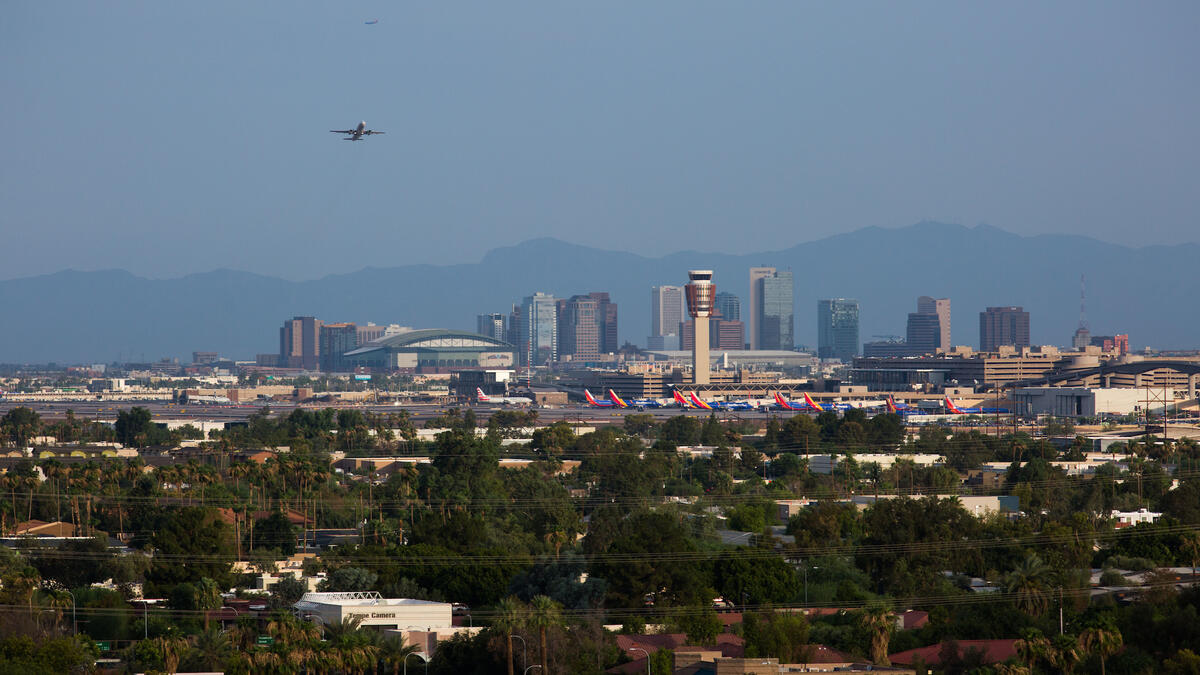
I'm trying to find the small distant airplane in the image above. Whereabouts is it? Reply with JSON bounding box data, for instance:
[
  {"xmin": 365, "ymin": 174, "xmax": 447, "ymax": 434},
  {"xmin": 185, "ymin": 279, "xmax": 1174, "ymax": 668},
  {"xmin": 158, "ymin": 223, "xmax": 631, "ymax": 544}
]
[
  {"xmin": 584, "ymin": 389, "xmax": 617, "ymax": 407},
  {"xmin": 774, "ymin": 392, "xmax": 807, "ymax": 411},
  {"xmin": 330, "ymin": 121, "xmax": 385, "ymax": 141},
  {"xmin": 687, "ymin": 392, "xmax": 755, "ymax": 411},
  {"xmin": 944, "ymin": 396, "xmax": 1009, "ymax": 415},
  {"xmin": 475, "ymin": 388, "xmax": 532, "ymax": 405},
  {"xmin": 610, "ymin": 389, "xmax": 664, "ymax": 409},
  {"xmin": 672, "ymin": 390, "xmax": 692, "ymax": 408}
]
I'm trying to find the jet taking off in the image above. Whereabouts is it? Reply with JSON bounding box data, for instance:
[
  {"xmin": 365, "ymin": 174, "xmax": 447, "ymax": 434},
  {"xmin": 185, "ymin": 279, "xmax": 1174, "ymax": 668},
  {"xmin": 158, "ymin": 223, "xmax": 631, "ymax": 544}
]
[{"xmin": 330, "ymin": 121, "xmax": 385, "ymax": 141}]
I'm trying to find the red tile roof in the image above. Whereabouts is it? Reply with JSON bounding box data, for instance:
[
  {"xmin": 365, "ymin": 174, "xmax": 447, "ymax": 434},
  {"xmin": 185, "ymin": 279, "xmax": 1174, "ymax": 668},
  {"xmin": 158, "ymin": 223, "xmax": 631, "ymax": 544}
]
[{"xmin": 890, "ymin": 639, "xmax": 1018, "ymax": 666}]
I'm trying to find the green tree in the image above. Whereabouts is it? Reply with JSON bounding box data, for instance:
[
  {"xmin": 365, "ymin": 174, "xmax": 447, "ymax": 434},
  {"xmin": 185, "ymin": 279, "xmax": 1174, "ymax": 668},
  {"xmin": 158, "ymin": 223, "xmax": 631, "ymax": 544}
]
[
  {"xmin": 0, "ymin": 407, "xmax": 41, "ymax": 447},
  {"xmin": 1006, "ymin": 554, "xmax": 1054, "ymax": 617},
  {"xmin": 1078, "ymin": 622, "xmax": 1122, "ymax": 675},
  {"xmin": 529, "ymin": 595, "xmax": 562, "ymax": 675},
  {"xmin": 492, "ymin": 596, "xmax": 526, "ymax": 675},
  {"xmin": 859, "ymin": 603, "xmax": 895, "ymax": 665},
  {"xmin": 319, "ymin": 566, "xmax": 378, "ymax": 592},
  {"xmin": 115, "ymin": 406, "xmax": 155, "ymax": 447}
]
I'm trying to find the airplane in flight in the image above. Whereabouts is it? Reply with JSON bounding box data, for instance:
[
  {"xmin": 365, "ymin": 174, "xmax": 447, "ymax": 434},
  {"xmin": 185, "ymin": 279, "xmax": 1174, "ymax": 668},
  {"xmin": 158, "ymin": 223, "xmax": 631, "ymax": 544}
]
[
  {"xmin": 584, "ymin": 389, "xmax": 617, "ymax": 407},
  {"xmin": 330, "ymin": 121, "xmax": 385, "ymax": 141},
  {"xmin": 944, "ymin": 396, "xmax": 1009, "ymax": 415},
  {"xmin": 475, "ymin": 388, "xmax": 532, "ymax": 405}
]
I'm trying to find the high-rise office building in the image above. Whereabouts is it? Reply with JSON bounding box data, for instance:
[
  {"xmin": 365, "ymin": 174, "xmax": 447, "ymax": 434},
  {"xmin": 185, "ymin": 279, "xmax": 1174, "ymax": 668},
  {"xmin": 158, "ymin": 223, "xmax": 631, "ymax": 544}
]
[
  {"xmin": 650, "ymin": 285, "xmax": 686, "ymax": 345},
  {"xmin": 714, "ymin": 292, "xmax": 741, "ymax": 322},
  {"xmin": 279, "ymin": 316, "xmax": 322, "ymax": 370},
  {"xmin": 817, "ymin": 299, "xmax": 859, "ymax": 361},
  {"xmin": 319, "ymin": 323, "xmax": 358, "ymax": 372},
  {"xmin": 558, "ymin": 295, "xmax": 600, "ymax": 360},
  {"xmin": 589, "ymin": 291, "xmax": 619, "ymax": 353},
  {"xmin": 757, "ymin": 271, "xmax": 794, "ymax": 350},
  {"xmin": 476, "ymin": 313, "xmax": 507, "ymax": 343},
  {"xmin": 979, "ymin": 306, "xmax": 1030, "ymax": 351},
  {"xmin": 916, "ymin": 296, "xmax": 951, "ymax": 351},
  {"xmin": 682, "ymin": 318, "xmax": 745, "ymax": 350},
  {"xmin": 748, "ymin": 267, "xmax": 775, "ymax": 349},
  {"xmin": 905, "ymin": 313, "xmax": 942, "ymax": 354},
  {"xmin": 520, "ymin": 293, "xmax": 558, "ymax": 366}
]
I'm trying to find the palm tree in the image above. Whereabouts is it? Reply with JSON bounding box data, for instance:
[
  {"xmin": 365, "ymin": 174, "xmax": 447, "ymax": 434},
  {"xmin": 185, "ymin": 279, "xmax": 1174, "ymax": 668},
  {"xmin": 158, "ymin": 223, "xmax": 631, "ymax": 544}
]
[
  {"xmin": 1046, "ymin": 634, "xmax": 1082, "ymax": 674},
  {"xmin": 493, "ymin": 595, "xmax": 527, "ymax": 675},
  {"xmin": 153, "ymin": 635, "xmax": 191, "ymax": 674},
  {"xmin": 529, "ymin": 595, "xmax": 562, "ymax": 675},
  {"xmin": 372, "ymin": 631, "xmax": 420, "ymax": 675},
  {"xmin": 1079, "ymin": 624, "xmax": 1123, "ymax": 675},
  {"xmin": 1015, "ymin": 628, "xmax": 1050, "ymax": 671},
  {"xmin": 192, "ymin": 627, "xmax": 233, "ymax": 671},
  {"xmin": 1006, "ymin": 553, "xmax": 1053, "ymax": 616},
  {"xmin": 858, "ymin": 603, "xmax": 895, "ymax": 666},
  {"xmin": 1182, "ymin": 532, "xmax": 1200, "ymax": 579}
]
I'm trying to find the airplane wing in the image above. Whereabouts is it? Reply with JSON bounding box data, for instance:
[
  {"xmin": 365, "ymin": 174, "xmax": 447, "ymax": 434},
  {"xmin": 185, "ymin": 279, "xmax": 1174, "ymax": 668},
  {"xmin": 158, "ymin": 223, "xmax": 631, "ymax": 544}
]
[{"xmin": 330, "ymin": 130, "xmax": 356, "ymax": 134}]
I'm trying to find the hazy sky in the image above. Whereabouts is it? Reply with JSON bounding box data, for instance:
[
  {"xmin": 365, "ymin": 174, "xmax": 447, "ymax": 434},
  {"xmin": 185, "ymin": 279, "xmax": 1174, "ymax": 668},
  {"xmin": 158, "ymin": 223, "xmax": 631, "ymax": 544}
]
[{"xmin": 3, "ymin": 2, "xmax": 1197, "ymax": 280}]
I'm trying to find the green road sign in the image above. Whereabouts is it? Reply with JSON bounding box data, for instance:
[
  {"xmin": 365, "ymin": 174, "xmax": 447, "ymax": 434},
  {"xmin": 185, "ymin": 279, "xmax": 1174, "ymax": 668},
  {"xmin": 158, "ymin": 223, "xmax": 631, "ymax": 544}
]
[{"xmin": 256, "ymin": 636, "xmax": 275, "ymax": 646}]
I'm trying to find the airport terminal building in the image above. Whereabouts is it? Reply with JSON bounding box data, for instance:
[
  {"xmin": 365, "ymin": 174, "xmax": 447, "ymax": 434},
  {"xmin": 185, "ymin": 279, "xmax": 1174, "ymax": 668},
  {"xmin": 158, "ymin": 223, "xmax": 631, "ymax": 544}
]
[{"xmin": 341, "ymin": 329, "xmax": 518, "ymax": 372}]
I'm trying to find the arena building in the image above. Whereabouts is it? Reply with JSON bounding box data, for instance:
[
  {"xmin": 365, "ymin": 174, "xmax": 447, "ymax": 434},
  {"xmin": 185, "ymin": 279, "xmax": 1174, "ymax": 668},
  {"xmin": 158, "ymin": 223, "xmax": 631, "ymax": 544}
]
[{"xmin": 341, "ymin": 329, "xmax": 518, "ymax": 372}]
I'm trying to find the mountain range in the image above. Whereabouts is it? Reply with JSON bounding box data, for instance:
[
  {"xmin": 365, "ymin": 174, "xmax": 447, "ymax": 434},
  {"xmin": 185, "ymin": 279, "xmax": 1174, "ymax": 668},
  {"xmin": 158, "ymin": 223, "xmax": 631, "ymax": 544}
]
[{"xmin": 1, "ymin": 222, "xmax": 1196, "ymax": 363}]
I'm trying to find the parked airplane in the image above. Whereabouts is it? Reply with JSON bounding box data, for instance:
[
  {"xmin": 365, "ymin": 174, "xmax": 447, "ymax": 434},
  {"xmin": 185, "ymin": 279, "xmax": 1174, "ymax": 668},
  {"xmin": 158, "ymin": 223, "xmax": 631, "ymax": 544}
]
[
  {"xmin": 774, "ymin": 392, "xmax": 807, "ymax": 411},
  {"xmin": 944, "ymin": 396, "xmax": 1009, "ymax": 415},
  {"xmin": 688, "ymin": 392, "xmax": 755, "ymax": 411},
  {"xmin": 607, "ymin": 389, "xmax": 664, "ymax": 409},
  {"xmin": 801, "ymin": 392, "xmax": 861, "ymax": 412},
  {"xmin": 330, "ymin": 121, "xmax": 385, "ymax": 141},
  {"xmin": 584, "ymin": 389, "xmax": 617, "ymax": 407},
  {"xmin": 672, "ymin": 390, "xmax": 692, "ymax": 408},
  {"xmin": 476, "ymin": 388, "xmax": 532, "ymax": 405}
]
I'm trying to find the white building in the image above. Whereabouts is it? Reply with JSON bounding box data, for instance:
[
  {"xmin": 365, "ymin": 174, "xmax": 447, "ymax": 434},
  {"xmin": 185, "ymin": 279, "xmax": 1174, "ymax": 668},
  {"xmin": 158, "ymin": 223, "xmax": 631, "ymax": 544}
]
[
  {"xmin": 294, "ymin": 591, "xmax": 452, "ymax": 631},
  {"xmin": 807, "ymin": 453, "xmax": 943, "ymax": 475},
  {"xmin": 1110, "ymin": 508, "xmax": 1162, "ymax": 527},
  {"xmin": 1012, "ymin": 387, "xmax": 1145, "ymax": 417}
]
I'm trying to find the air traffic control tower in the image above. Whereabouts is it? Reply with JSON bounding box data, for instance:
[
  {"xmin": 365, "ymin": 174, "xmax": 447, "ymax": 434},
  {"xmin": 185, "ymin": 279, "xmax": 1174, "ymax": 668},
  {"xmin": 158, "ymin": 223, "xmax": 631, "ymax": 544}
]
[{"xmin": 685, "ymin": 270, "xmax": 715, "ymax": 385}]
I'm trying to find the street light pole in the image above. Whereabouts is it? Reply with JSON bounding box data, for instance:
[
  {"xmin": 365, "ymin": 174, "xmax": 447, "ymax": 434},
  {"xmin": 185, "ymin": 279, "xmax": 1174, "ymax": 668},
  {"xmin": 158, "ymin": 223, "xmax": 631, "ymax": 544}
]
[
  {"xmin": 64, "ymin": 589, "xmax": 77, "ymax": 635},
  {"xmin": 629, "ymin": 646, "xmax": 650, "ymax": 675},
  {"xmin": 511, "ymin": 634, "xmax": 528, "ymax": 674}
]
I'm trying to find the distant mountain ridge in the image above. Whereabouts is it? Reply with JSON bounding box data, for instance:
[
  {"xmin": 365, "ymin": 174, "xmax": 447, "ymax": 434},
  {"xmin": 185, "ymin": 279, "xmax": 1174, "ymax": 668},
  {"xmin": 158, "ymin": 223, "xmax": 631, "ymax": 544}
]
[{"xmin": 1, "ymin": 222, "xmax": 1196, "ymax": 363}]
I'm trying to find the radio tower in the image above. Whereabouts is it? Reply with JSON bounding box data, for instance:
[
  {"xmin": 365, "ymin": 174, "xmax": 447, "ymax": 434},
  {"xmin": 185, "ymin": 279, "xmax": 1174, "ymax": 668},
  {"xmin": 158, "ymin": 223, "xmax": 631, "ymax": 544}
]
[{"xmin": 1072, "ymin": 273, "xmax": 1091, "ymax": 350}]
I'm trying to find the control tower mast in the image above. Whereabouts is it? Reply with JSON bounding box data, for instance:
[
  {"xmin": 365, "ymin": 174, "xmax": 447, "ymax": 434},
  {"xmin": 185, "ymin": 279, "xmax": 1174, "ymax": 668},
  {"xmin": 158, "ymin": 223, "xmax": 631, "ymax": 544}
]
[{"xmin": 685, "ymin": 270, "xmax": 714, "ymax": 385}]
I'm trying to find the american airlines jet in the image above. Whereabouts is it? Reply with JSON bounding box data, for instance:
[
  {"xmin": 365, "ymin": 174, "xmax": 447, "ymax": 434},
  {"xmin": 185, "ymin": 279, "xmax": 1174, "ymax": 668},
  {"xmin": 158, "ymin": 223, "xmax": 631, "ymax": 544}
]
[{"xmin": 330, "ymin": 121, "xmax": 385, "ymax": 141}]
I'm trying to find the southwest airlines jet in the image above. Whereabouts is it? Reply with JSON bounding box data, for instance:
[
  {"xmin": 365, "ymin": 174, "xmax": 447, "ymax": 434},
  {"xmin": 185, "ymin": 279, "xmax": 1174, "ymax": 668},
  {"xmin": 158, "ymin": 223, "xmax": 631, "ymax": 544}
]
[
  {"xmin": 688, "ymin": 392, "xmax": 755, "ymax": 411},
  {"xmin": 944, "ymin": 396, "xmax": 1009, "ymax": 415},
  {"xmin": 608, "ymin": 389, "xmax": 664, "ymax": 409},
  {"xmin": 774, "ymin": 392, "xmax": 807, "ymax": 411},
  {"xmin": 584, "ymin": 389, "xmax": 617, "ymax": 407}
]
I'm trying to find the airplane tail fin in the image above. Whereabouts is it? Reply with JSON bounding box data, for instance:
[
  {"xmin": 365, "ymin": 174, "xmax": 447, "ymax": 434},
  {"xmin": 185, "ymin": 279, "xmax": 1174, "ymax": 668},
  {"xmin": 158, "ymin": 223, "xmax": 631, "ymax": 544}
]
[
  {"xmin": 689, "ymin": 392, "xmax": 713, "ymax": 410},
  {"xmin": 585, "ymin": 389, "xmax": 600, "ymax": 406},
  {"xmin": 775, "ymin": 392, "xmax": 795, "ymax": 410},
  {"xmin": 802, "ymin": 392, "xmax": 822, "ymax": 411},
  {"xmin": 673, "ymin": 390, "xmax": 690, "ymax": 407},
  {"xmin": 944, "ymin": 396, "xmax": 964, "ymax": 414},
  {"xmin": 607, "ymin": 389, "xmax": 629, "ymax": 408},
  {"xmin": 476, "ymin": 387, "xmax": 490, "ymax": 402},
  {"xmin": 886, "ymin": 395, "xmax": 897, "ymax": 413}
]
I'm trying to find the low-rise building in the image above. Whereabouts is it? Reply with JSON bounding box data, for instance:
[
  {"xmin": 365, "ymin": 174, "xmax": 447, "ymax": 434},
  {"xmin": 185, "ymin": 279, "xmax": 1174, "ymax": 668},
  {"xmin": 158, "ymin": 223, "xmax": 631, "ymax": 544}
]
[{"xmin": 294, "ymin": 591, "xmax": 453, "ymax": 631}]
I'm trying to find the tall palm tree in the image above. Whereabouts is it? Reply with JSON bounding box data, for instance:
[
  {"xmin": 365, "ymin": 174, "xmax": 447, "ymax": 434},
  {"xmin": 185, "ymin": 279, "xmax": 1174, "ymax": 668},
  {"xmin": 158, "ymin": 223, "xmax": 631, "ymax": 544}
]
[
  {"xmin": 192, "ymin": 627, "xmax": 233, "ymax": 672},
  {"xmin": 1079, "ymin": 624, "xmax": 1123, "ymax": 675},
  {"xmin": 1006, "ymin": 553, "xmax": 1053, "ymax": 617},
  {"xmin": 1015, "ymin": 628, "xmax": 1050, "ymax": 671},
  {"xmin": 371, "ymin": 631, "xmax": 420, "ymax": 675},
  {"xmin": 493, "ymin": 595, "xmax": 527, "ymax": 675},
  {"xmin": 1046, "ymin": 634, "xmax": 1082, "ymax": 674},
  {"xmin": 858, "ymin": 603, "xmax": 894, "ymax": 666},
  {"xmin": 529, "ymin": 595, "xmax": 563, "ymax": 675}
]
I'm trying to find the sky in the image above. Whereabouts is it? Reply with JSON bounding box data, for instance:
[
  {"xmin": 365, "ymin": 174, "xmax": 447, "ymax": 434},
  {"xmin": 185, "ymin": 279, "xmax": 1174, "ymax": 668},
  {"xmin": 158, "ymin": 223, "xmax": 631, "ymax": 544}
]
[{"xmin": 2, "ymin": 2, "xmax": 1198, "ymax": 280}]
